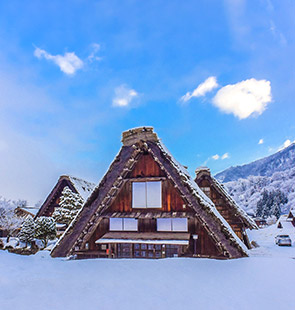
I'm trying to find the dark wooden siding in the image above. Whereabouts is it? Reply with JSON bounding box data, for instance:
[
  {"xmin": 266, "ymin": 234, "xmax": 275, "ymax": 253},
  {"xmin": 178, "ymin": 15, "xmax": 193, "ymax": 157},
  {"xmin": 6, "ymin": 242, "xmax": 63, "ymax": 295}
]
[
  {"xmin": 109, "ymin": 153, "xmax": 189, "ymax": 213},
  {"xmin": 198, "ymin": 178, "xmax": 244, "ymax": 240}
]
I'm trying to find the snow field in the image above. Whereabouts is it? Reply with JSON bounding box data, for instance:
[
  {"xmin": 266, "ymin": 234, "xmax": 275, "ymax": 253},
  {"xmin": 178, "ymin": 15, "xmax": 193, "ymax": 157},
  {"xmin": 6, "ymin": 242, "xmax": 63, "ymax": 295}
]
[{"xmin": 0, "ymin": 249, "xmax": 294, "ymax": 310}]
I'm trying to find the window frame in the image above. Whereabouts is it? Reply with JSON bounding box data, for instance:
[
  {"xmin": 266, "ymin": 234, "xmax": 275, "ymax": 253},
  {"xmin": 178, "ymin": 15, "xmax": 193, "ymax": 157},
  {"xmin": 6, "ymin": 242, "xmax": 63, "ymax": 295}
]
[
  {"xmin": 156, "ymin": 218, "xmax": 188, "ymax": 232},
  {"xmin": 109, "ymin": 218, "xmax": 138, "ymax": 231},
  {"xmin": 132, "ymin": 181, "xmax": 162, "ymax": 209}
]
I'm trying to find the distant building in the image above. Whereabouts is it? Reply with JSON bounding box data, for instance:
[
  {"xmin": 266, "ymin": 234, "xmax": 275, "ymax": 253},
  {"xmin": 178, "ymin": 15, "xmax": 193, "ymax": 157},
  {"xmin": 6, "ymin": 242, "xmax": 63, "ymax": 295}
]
[
  {"xmin": 35, "ymin": 175, "xmax": 96, "ymax": 218},
  {"xmin": 195, "ymin": 167, "xmax": 257, "ymax": 248}
]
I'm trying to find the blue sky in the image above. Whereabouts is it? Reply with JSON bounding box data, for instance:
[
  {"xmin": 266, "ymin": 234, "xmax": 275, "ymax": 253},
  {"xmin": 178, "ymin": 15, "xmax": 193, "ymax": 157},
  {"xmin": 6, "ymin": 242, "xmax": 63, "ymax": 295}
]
[{"xmin": 0, "ymin": 0, "xmax": 294, "ymax": 204}]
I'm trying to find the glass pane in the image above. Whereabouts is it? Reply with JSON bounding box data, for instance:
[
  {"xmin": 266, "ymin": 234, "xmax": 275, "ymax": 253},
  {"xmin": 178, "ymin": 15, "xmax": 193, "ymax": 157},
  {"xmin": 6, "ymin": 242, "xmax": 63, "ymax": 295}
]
[
  {"xmin": 172, "ymin": 218, "xmax": 188, "ymax": 232},
  {"xmin": 123, "ymin": 218, "xmax": 138, "ymax": 231},
  {"xmin": 141, "ymin": 244, "xmax": 147, "ymax": 250},
  {"xmin": 146, "ymin": 182, "xmax": 161, "ymax": 208},
  {"xmin": 109, "ymin": 218, "xmax": 123, "ymax": 231},
  {"xmin": 157, "ymin": 218, "xmax": 172, "ymax": 231},
  {"xmin": 132, "ymin": 182, "xmax": 146, "ymax": 208},
  {"xmin": 155, "ymin": 251, "xmax": 161, "ymax": 258}
]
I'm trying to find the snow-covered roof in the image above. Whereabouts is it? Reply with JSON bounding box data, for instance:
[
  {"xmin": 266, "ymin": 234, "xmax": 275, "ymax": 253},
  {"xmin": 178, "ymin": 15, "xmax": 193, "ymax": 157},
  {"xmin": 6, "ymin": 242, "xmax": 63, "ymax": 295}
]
[
  {"xmin": 18, "ymin": 206, "xmax": 39, "ymax": 216},
  {"xmin": 67, "ymin": 176, "xmax": 96, "ymax": 201},
  {"xmin": 36, "ymin": 175, "xmax": 96, "ymax": 218},
  {"xmin": 277, "ymin": 214, "xmax": 295, "ymax": 230}
]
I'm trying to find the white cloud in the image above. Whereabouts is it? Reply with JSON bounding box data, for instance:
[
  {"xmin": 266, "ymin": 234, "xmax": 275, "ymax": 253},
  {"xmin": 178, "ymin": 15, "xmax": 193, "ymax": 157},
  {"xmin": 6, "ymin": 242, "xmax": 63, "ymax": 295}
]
[
  {"xmin": 112, "ymin": 85, "xmax": 138, "ymax": 107},
  {"xmin": 278, "ymin": 139, "xmax": 295, "ymax": 151},
  {"xmin": 180, "ymin": 76, "xmax": 218, "ymax": 102},
  {"xmin": 211, "ymin": 152, "xmax": 229, "ymax": 161},
  {"xmin": 221, "ymin": 153, "xmax": 229, "ymax": 160},
  {"xmin": 258, "ymin": 139, "xmax": 264, "ymax": 145},
  {"xmin": 212, "ymin": 154, "xmax": 220, "ymax": 160},
  {"xmin": 212, "ymin": 78, "xmax": 272, "ymax": 119},
  {"xmin": 34, "ymin": 47, "xmax": 83, "ymax": 75}
]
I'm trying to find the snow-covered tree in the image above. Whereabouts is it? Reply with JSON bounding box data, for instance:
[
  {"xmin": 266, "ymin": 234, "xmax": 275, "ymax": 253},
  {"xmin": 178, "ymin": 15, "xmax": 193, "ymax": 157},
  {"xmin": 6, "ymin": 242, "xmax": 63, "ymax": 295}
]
[
  {"xmin": 34, "ymin": 216, "xmax": 56, "ymax": 248},
  {"xmin": 18, "ymin": 216, "xmax": 35, "ymax": 246},
  {"xmin": 256, "ymin": 189, "xmax": 288, "ymax": 219},
  {"xmin": 0, "ymin": 197, "xmax": 24, "ymax": 242},
  {"xmin": 52, "ymin": 186, "xmax": 84, "ymax": 225}
]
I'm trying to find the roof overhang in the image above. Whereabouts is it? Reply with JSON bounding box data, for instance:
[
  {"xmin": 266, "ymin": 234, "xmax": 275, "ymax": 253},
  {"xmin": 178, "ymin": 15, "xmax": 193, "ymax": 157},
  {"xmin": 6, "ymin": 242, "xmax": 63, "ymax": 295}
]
[{"xmin": 95, "ymin": 232, "xmax": 190, "ymax": 245}]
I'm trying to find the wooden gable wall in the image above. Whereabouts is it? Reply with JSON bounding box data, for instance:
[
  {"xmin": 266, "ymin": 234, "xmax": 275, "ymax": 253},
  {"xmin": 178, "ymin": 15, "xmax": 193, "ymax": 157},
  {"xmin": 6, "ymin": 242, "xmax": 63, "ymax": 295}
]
[
  {"xmin": 108, "ymin": 153, "xmax": 188, "ymax": 213},
  {"xmin": 198, "ymin": 178, "xmax": 245, "ymax": 239}
]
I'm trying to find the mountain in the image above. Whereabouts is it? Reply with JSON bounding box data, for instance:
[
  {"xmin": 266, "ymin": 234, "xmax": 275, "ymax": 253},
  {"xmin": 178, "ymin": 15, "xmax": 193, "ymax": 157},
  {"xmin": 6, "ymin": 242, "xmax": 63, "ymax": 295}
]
[
  {"xmin": 215, "ymin": 143, "xmax": 295, "ymax": 182},
  {"xmin": 215, "ymin": 143, "xmax": 295, "ymax": 215}
]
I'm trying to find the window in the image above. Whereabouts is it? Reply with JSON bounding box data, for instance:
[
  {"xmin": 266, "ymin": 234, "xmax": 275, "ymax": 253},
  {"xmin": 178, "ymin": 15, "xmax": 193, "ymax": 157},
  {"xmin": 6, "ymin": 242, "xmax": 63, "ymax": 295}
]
[
  {"xmin": 132, "ymin": 243, "xmax": 163, "ymax": 258},
  {"xmin": 132, "ymin": 181, "xmax": 162, "ymax": 208},
  {"xmin": 157, "ymin": 218, "xmax": 188, "ymax": 232},
  {"xmin": 200, "ymin": 186, "xmax": 211, "ymax": 198},
  {"xmin": 109, "ymin": 218, "xmax": 138, "ymax": 231}
]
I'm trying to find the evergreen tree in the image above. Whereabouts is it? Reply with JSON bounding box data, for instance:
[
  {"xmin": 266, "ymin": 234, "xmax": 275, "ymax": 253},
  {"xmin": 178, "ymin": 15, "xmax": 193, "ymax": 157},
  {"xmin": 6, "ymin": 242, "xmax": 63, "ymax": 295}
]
[
  {"xmin": 34, "ymin": 216, "xmax": 56, "ymax": 248},
  {"xmin": 52, "ymin": 186, "xmax": 84, "ymax": 225},
  {"xmin": 18, "ymin": 216, "xmax": 35, "ymax": 246}
]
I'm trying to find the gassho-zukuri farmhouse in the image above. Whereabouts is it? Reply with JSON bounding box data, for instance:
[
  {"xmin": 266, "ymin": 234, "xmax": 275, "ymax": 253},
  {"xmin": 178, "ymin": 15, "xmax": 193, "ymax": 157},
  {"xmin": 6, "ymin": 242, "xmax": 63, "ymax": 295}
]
[{"xmin": 45, "ymin": 127, "xmax": 256, "ymax": 259}]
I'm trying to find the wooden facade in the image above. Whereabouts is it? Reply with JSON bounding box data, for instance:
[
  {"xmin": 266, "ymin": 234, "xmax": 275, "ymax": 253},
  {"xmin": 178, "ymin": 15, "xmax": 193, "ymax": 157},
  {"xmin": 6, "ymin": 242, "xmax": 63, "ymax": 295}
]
[
  {"xmin": 51, "ymin": 127, "xmax": 248, "ymax": 260},
  {"xmin": 75, "ymin": 153, "xmax": 222, "ymax": 259}
]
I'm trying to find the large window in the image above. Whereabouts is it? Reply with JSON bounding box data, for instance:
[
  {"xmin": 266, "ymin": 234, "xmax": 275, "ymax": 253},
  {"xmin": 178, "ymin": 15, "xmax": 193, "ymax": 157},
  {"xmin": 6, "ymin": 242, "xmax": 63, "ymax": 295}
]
[
  {"xmin": 157, "ymin": 218, "xmax": 188, "ymax": 232},
  {"xmin": 109, "ymin": 218, "xmax": 138, "ymax": 231},
  {"xmin": 132, "ymin": 181, "xmax": 162, "ymax": 209}
]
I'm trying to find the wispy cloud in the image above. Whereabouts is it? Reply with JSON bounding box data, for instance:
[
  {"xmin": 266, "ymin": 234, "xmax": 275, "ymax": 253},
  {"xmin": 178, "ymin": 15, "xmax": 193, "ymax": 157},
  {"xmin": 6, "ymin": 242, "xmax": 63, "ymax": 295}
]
[
  {"xmin": 87, "ymin": 43, "xmax": 102, "ymax": 62},
  {"xmin": 211, "ymin": 152, "xmax": 229, "ymax": 161},
  {"xmin": 221, "ymin": 152, "xmax": 229, "ymax": 160},
  {"xmin": 112, "ymin": 84, "xmax": 138, "ymax": 107},
  {"xmin": 212, "ymin": 78, "xmax": 272, "ymax": 119},
  {"xmin": 180, "ymin": 76, "xmax": 218, "ymax": 103},
  {"xmin": 258, "ymin": 139, "xmax": 264, "ymax": 145},
  {"xmin": 34, "ymin": 47, "xmax": 84, "ymax": 75}
]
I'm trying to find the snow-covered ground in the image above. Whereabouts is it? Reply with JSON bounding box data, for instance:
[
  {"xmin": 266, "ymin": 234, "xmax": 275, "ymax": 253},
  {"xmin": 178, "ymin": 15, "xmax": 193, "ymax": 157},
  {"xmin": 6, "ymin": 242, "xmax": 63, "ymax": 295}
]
[{"xmin": 1, "ymin": 226, "xmax": 294, "ymax": 310}]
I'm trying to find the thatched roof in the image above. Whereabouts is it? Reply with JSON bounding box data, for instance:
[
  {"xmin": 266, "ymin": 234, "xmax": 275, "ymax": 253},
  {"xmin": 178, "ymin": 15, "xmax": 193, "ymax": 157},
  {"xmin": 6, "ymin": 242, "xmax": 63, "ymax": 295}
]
[
  {"xmin": 36, "ymin": 175, "xmax": 96, "ymax": 218},
  {"xmin": 51, "ymin": 127, "xmax": 248, "ymax": 259},
  {"xmin": 195, "ymin": 167, "xmax": 257, "ymax": 229}
]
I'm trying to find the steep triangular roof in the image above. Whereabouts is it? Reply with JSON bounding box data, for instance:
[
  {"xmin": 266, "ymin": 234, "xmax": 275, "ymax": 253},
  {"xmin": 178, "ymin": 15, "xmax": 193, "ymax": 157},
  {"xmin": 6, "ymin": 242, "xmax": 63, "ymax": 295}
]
[
  {"xmin": 195, "ymin": 167, "xmax": 257, "ymax": 229},
  {"xmin": 51, "ymin": 127, "xmax": 248, "ymax": 258},
  {"xmin": 36, "ymin": 175, "xmax": 96, "ymax": 217}
]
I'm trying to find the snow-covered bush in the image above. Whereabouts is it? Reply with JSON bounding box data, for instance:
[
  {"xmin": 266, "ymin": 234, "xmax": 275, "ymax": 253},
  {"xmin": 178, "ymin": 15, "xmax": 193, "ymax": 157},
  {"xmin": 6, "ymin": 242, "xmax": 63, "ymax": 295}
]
[
  {"xmin": 18, "ymin": 216, "xmax": 35, "ymax": 246},
  {"xmin": 52, "ymin": 186, "xmax": 83, "ymax": 225},
  {"xmin": 34, "ymin": 217, "xmax": 56, "ymax": 248}
]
